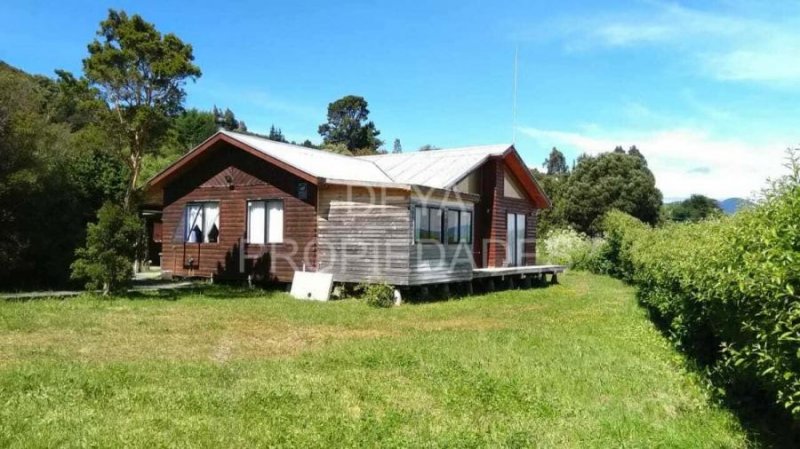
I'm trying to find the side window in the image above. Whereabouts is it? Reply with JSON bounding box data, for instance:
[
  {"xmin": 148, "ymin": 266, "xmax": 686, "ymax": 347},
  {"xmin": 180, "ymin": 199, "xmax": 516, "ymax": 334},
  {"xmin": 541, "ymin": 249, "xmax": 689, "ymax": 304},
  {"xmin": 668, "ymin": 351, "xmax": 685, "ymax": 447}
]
[
  {"xmin": 445, "ymin": 209, "xmax": 473, "ymax": 245},
  {"xmin": 414, "ymin": 205, "xmax": 443, "ymax": 243},
  {"xmin": 247, "ymin": 200, "xmax": 284, "ymax": 244},
  {"xmin": 184, "ymin": 202, "xmax": 220, "ymax": 243}
]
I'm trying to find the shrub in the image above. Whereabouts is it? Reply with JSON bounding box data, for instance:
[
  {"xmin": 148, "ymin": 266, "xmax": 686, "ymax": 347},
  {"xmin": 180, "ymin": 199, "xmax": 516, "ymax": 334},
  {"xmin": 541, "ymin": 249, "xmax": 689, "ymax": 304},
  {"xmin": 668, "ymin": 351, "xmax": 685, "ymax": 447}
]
[
  {"xmin": 596, "ymin": 152, "xmax": 800, "ymax": 421},
  {"xmin": 71, "ymin": 202, "xmax": 141, "ymax": 295},
  {"xmin": 357, "ymin": 282, "xmax": 396, "ymax": 308},
  {"xmin": 540, "ymin": 228, "xmax": 608, "ymax": 271}
]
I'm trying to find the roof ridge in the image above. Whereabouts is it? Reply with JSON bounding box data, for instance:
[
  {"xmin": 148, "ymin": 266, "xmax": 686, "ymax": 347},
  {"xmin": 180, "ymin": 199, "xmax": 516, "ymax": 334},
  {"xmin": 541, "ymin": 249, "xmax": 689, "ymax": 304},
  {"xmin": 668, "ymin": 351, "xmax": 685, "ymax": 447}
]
[{"xmin": 221, "ymin": 129, "xmax": 376, "ymax": 163}]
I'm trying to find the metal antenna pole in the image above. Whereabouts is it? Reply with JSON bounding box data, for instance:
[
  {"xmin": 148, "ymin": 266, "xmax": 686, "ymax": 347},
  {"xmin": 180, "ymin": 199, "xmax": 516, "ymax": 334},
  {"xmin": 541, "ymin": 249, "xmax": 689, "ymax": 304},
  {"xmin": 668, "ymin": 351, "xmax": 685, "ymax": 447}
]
[{"xmin": 512, "ymin": 45, "xmax": 519, "ymax": 144}]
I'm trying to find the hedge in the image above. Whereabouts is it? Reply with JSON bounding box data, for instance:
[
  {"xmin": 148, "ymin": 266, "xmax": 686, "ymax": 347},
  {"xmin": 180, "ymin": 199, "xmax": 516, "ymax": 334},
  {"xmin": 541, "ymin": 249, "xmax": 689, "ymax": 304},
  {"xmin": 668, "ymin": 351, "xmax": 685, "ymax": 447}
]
[{"xmin": 598, "ymin": 170, "xmax": 800, "ymax": 421}]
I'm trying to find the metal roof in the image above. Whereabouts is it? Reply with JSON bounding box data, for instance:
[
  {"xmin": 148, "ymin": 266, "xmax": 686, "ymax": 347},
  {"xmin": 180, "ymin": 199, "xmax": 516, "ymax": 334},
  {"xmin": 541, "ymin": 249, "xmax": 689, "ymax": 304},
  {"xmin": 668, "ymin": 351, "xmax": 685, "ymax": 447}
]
[
  {"xmin": 358, "ymin": 144, "xmax": 512, "ymax": 189},
  {"xmin": 222, "ymin": 130, "xmax": 512, "ymax": 189},
  {"xmin": 219, "ymin": 130, "xmax": 393, "ymax": 184}
]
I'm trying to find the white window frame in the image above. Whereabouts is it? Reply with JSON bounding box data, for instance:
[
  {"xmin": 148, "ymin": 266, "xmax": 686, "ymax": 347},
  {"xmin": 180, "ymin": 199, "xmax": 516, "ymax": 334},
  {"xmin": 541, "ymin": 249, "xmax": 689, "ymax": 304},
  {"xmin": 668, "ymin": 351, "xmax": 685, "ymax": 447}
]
[{"xmin": 247, "ymin": 199, "xmax": 284, "ymax": 244}]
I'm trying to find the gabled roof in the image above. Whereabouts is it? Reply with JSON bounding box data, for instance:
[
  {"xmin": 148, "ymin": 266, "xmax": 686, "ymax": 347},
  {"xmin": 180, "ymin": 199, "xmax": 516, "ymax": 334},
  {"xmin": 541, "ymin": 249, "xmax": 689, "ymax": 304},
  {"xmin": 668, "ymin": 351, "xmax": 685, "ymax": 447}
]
[
  {"xmin": 357, "ymin": 144, "xmax": 511, "ymax": 189},
  {"xmin": 145, "ymin": 130, "xmax": 550, "ymax": 207},
  {"xmin": 217, "ymin": 130, "xmax": 392, "ymax": 184}
]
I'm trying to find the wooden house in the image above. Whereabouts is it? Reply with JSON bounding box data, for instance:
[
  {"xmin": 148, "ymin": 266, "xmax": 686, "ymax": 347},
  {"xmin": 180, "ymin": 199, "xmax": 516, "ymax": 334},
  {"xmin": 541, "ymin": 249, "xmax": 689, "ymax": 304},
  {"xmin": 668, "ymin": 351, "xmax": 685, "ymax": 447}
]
[{"xmin": 143, "ymin": 130, "xmax": 561, "ymax": 288}]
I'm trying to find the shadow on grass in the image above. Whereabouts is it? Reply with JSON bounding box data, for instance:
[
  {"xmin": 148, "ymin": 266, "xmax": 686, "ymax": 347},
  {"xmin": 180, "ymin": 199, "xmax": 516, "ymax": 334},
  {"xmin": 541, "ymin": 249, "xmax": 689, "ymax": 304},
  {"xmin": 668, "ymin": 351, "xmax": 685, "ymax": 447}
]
[
  {"xmin": 401, "ymin": 276, "xmax": 554, "ymax": 304},
  {"xmin": 639, "ymin": 300, "xmax": 800, "ymax": 448}
]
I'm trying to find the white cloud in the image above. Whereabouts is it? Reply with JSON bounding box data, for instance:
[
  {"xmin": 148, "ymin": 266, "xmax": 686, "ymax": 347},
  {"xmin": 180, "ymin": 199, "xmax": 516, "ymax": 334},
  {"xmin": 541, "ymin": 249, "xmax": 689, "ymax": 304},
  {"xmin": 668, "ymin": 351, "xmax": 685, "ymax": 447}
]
[
  {"xmin": 546, "ymin": 2, "xmax": 800, "ymax": 85},
  {"xmin": 519, "ymin": 125, "xmax": 789, "ymax": 199}
]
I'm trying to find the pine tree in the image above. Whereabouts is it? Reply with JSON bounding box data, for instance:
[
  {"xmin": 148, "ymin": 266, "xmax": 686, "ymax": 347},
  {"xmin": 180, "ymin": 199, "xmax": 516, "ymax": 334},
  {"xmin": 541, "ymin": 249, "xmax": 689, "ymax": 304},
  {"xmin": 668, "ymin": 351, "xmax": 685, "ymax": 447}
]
[{"xmin": 392, "ymin": 138, "xmax": 402, "ymax": 153}]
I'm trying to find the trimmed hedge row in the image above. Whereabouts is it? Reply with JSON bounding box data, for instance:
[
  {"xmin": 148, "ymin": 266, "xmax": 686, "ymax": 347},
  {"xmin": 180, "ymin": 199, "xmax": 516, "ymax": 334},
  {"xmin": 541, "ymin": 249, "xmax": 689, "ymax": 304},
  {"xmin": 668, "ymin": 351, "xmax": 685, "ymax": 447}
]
[{"xmin": 599, "ymin": 177, "xmax": 800, "ymax": 420}]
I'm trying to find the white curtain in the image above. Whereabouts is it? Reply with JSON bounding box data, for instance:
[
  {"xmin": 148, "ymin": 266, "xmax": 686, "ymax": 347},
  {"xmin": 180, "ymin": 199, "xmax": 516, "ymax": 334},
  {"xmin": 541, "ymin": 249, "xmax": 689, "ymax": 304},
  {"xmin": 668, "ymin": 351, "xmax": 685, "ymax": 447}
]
[
  {"xmin": 248, "ymin": 201, "xmax": 266, "ymax": 244},
  {"xmin": 267, "ymin": 201, "xmax": 284, "ymax": 243},
  {"xmin": 204, "ymin": 203, "xmax": 219, "ymax": 242},
  {"xmin": 516, "ymin": 214, "xmax": 526, "ymax": 266},
  {"xmin": 185, "ymin": 204, "xmax": 202, "ymax": 243},
  {"xmin": 506, "ymin": 213, "xmax": 514, "ymax": 266}
]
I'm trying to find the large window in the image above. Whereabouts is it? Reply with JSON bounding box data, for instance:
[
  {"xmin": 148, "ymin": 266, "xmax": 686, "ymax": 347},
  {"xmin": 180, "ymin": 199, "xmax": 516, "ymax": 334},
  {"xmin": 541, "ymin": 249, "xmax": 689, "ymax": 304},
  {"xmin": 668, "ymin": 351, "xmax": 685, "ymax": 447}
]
[
  {"xmin": 414, "ymin": 206, "xmax": 443, "ymax": 243},
  {"xmin": 247, "ymin": 200, "xmax": 284, "ymax": 244},
  {"xmin": 447, "ymin": 209, "xmax": 473, "ymax": 244},
  {"xmin": 185, "ymin": 202, "xmax": 219, "ymax": 243}
]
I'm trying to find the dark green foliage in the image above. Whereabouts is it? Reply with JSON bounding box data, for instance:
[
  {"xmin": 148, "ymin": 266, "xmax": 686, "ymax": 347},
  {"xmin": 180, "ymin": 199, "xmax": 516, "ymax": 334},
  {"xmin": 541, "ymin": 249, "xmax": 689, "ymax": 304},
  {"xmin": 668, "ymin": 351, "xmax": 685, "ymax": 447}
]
[
  {"xmin": 267, "ymin": 124, "xmax": 286, "ymax": 142},
  {"xmin": 214, "ymin": 107, "xmax": 246, "ymax": 132},
  {"xmin": 171, "ymin": 109, "xmax": 218, "ymax": 151},
  {"xmin": 318, "ymin": 95, "xmax": 382, "ymax": 153},
  {"xmin": 0, "ymin": 62, "xmax": 128, "ymax": 289},
  {"xmin": 418, "ymin": 144, "xmax": 439, "ymax": 151},
  {"xmin": 83, "ymin": 9, "xmax": 201, "ymax": 207},
  {"xmin": 597, "ymin": 152, "xmax": 800, "ymax": 423},
  {"xmin": 357, "ymin": 282, "xmax": 396, "ymax": 308},
  {"xmin": 71, "ymin": 202, "xmax": 142, "ymax": 294},
  {"xmin": 301, "ymin": 139, "xmax": 316, "ymax": 148},
  {"xmin": 543, "ymin": 147, "xmax": 568, "ymax": 175},
  {"xmin": 392, "ymin": 138, "xmax": 402, "ymax": 153},
  {"xmin": 561, "ymin": 150, "xmax": 662, "ymax": 235},
  {"xmin": 664, "ymin": 194, "xmax": 722, "ymax": 222}
]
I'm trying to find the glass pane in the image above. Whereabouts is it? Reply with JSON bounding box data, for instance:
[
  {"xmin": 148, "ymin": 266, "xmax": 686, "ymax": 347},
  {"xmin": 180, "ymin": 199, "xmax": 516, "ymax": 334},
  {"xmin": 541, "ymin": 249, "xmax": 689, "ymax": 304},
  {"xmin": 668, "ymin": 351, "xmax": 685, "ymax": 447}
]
[
  {"xmin": 460, "ymin": 211, "xmax": 472, "ymax": 244},
  {"xmin": 506, "ymin": 213, "xmax": 515, "ymax": 266},
  {"xmin": 185, "ymin": 204, "xmax": 202, "ymax": 243},
  {"xmin": 247, "ymin": 201, "xmax": 266, "ymax": 244},
  {"xmin": 419, "ymin": 207, "xmax": 430, "ymax": 240},
  {"xmin": 516, "ymin": 214, "xmax": 526, "ymax": 266},
  {"xmin": 267, "ymin": 201, "xmax": 284, "ymax": 243},
  {"xmin": 204, "ymin": 203, "xmax": 219, "ymax": 243},
  {"xmin": 429, "ymin": 208, "xmax": 442, "ymax": 242},
  {"xmin": 414, "ymin": 206, "xmax": 423, "ymax": 242},
  {"xmin": 447, "ymin": 209, "xmax": 459, "ymax": 244}
]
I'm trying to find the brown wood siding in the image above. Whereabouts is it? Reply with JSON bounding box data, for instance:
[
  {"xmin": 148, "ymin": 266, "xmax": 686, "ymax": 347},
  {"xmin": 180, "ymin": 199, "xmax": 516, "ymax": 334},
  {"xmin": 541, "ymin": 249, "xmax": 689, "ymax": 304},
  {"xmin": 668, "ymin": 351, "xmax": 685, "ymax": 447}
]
[
  {"xmin": 478, "ymin": 157, "xmax": 538, "ymax": 268},
  {"xmin": 160, "ymin": 142, "xmax": 316, "ymax": 282}
]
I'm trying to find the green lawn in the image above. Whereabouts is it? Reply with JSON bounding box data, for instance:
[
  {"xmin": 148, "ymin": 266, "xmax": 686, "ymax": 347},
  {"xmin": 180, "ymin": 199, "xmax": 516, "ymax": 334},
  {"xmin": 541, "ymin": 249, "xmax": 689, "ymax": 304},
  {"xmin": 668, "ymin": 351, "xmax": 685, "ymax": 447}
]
[{"xmin": 0, "ymin": 272, "xmax": 748, "ymax": 448}]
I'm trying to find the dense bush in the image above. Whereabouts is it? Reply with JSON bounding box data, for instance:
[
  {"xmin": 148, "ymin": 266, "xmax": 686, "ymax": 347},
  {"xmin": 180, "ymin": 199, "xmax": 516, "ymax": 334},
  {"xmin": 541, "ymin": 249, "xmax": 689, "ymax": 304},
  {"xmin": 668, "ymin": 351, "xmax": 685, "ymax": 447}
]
[
  {"xmin": 539, "ymin": 228, "xmax": 608, "ymax": 272},
  {"xmin": 71, "ymin": 202, "xmax": 142, "ymax": 295},
  {"xmin": 598, "ymin": 156, "xmax": 800, "ymax": 420},
  {"xmin": 357, "ymin": 282, "xmax": 396, "ymax": 308}
]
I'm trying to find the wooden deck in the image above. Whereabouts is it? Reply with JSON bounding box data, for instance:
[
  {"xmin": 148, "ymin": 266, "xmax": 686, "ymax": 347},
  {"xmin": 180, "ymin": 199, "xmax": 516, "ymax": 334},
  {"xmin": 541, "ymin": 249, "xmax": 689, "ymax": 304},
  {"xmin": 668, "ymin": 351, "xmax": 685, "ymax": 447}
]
[{"xmin": 472, "ymin": 264, "xmax": 565, "ymax": 279}]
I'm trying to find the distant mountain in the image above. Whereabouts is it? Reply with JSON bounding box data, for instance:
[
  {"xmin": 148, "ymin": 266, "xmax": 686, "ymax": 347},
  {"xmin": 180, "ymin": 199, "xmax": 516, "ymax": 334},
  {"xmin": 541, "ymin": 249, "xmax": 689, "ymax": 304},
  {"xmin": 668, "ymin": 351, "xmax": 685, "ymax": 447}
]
[{"xmin": 717, "ymin": 198, "xmax": 753, "ymax": 215}]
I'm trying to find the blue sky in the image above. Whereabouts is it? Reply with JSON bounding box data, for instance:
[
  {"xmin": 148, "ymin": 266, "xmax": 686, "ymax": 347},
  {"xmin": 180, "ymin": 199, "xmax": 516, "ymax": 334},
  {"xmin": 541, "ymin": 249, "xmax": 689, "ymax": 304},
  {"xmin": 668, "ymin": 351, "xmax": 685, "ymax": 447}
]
[{"xmin": 2, "ymin": 0, "xmax": 798, "ymax": 199}]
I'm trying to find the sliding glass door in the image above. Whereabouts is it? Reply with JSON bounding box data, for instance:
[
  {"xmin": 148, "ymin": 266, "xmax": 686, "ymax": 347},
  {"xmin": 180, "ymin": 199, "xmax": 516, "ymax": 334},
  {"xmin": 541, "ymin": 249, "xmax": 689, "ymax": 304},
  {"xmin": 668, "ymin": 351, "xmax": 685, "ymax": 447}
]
[{"xmin": 506, "ymin": 213, "xmax": 526, "ymax": 266}]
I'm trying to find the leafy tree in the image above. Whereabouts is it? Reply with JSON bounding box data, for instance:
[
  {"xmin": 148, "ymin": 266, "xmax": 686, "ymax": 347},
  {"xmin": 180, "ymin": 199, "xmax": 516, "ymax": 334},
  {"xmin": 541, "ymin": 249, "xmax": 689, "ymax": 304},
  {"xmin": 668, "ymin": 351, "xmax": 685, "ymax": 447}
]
[
  {"xmin": 321, "ymin": 142, "xmax": 354, "ymax": 156},
  {"xmin": 71, "ymin": 202, "xmax": 142, "ymax": 294},
  {"xmin": 613, "ymin": 145, "xmax": 626, "ymax": 154},
  {"xmin": 318, "ymin": 95, "xmax": 382, "ymax": 153},
  {"xmin": 171, "ymin": 109, "xmax": 217, "ymax": 151},
  {"xmin": 543, "ymin": 147, "xmax": 568, "ymax": 175},
  {"xmin": 268, "ymin": 124, "xmax": 287, "ymax": 142},
  {"xmin": 664, "ymin": 194, "xmax": 722, "ymax": 222},
  {"xmin": 561, "ymin": 150, "xmax": 662, "ymax": 235},
  {"xmin": 628, "ymin": 145, "xmax": 644, "ymax": 162},
  {"xmin": 392, "ymin": 138, "xmax": 402, "ymax": 153},
  {"xmin": 82, "ymin": 9, "xmax": 201, "ymax": 209},
  {"xmin": 301, "ymin": 139, "xmax": 316, "ymax": 148},
  {"xmin": 419, "ymin": 144, "xmax": 440, "ymax": 151},
  {"xmin": 0, "ymin": 62, "xmax": 128, "ymax": 289}
]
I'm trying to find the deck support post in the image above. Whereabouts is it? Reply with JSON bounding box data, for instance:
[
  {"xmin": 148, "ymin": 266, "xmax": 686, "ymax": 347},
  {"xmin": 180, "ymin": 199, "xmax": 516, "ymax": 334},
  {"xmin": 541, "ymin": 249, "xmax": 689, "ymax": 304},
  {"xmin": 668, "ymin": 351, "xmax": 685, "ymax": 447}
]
[
  {"xmin": 465, "ymin": 281, "xmax": 474, "ymax": 296},
  {"xmin": 550, "ymin": 273, "xmax": 558, "ymax": 284},
  {"xmin": 506, "ymin": 276, "xmax": 515, "ymax": 290},
  {"xmin": 520, "ymin": 275, "xmax": 532, "ymax": 289},
  {"xmin": 485, "ymin": 278, "xmax": 495, "ymax": 292},
  {"xmin": 441, "ymin": 283, "xmax": 451, "ymax": 298}
]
